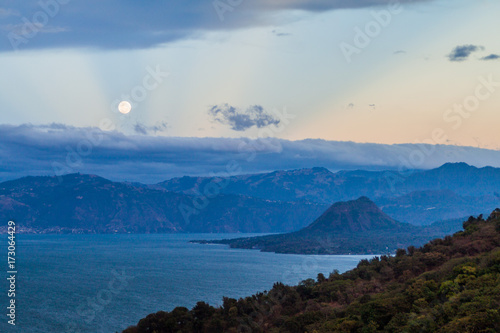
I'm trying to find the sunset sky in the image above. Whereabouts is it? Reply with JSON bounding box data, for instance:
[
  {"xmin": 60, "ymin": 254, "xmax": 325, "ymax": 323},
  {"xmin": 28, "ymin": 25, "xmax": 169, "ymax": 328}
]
[{"xmin": 1, "ymin": 0, "xmax": 499, "ymax": 181}]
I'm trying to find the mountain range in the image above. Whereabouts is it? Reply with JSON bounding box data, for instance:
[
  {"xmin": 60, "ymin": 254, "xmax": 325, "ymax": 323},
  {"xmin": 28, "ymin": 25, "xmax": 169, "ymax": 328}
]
[
  {"xmin": 0, "ymin": 162, "xmax": 498, "ymax": 234},
  {"xmin": 0, "ymin": 174, "xmax": 325, "ymax": 233},
  {"xmin": 158, "ymin": 162, "xmax": 500, "ymax": 225}
]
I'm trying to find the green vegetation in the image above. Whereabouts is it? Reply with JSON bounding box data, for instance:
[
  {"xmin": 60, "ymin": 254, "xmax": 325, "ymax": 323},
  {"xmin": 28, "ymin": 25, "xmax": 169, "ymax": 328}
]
[{"xmin": 123, "ymin": 210, "xmax": 500, "ymax": 332}]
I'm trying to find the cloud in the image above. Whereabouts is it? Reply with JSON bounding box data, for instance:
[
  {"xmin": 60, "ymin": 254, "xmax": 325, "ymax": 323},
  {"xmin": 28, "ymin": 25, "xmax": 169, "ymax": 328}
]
[
  {"xmin": 393, "ymin": 50, "xmax": 406, "ymax": 55},
  {"xmin": 133, "ymin": 121, "xmax": 168, "ymax": 135},
  {"xmin": 0, "ymin": 0, "xmax": 432, "ymax": 52},
  {"xmin": 447, "ymin": 44, "xmax": 483, "ymax": 62},
  {"xmin": 481, "ymin": 54, "xmax": 500, "ymax": 61},
  {"xmin": 1, "ymin": 124, "xmax": 500, "ymax": 184},
  {"xmin": 209, "ymin": 104, "xmax": 281, "ymax": 131},
  {"xmin": 272, "ymin": 30, "xmax": 291, "ymax": 37},
  {"xmin": 133, "ymin": 124, "xmax": 148, "ymax": 135}
]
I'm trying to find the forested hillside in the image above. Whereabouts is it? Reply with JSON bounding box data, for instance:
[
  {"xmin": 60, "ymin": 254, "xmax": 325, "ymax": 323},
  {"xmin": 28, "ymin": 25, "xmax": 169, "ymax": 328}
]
[{"xmin": 195, "ymin": 197, "xmax": 456, "ymax": 254}]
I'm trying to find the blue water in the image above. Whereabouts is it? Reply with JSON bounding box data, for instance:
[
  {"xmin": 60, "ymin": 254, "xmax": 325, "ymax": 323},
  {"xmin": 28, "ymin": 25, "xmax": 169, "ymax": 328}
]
[{"xmin": 0, "ymin": 234, "xmax": 372, "ymax": 333}]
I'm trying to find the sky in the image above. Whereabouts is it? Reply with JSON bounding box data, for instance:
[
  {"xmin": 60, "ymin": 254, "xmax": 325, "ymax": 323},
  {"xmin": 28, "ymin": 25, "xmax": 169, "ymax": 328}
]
[{"xmin": 0, "ymin": 0, "xmax": 499, "ymax": 182}]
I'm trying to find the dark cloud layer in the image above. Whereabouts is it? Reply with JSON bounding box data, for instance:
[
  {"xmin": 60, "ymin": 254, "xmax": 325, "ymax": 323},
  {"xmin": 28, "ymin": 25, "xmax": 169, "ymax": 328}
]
[
  {"xmin": 447, "ymin": 45, "xmax": 483, "ymax": 62},
  {"xmin": 1, "ymin": 124, "xmax": 500, "ymax": 184},
  {"xmin": 209, "ymin": 104, "xmax": 280, "ymax": 131},
  {"xmin": 0, "ymin": 0, "xmax": 430, "ymax": 52},
  {"xmin": 134, "ymin": 121, "xmax": 168, "ymax": 135},
  {"xmin": 481, "ymin": 54, "xmax": 500, "ymax": 61}
]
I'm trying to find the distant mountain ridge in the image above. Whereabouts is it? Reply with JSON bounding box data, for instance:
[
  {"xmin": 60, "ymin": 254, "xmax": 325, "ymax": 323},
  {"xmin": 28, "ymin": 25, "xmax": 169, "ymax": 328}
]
[
  {"xmin": 159, "ymin": 162, "xmax": 500, "ymax": 201},
  {"xmin": 158, "ymin": 162, "xmax": 500, "ymax": 225}
]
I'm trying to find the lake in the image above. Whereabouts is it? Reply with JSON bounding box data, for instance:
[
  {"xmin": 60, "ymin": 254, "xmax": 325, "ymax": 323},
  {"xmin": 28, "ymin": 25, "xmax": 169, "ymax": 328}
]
[{"xmin": 0, "ymin": 234, "xmax": 373, "ymax": 333}]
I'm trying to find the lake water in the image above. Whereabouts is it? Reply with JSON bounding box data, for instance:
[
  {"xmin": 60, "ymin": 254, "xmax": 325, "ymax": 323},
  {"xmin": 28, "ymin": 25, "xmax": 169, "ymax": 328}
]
[{"xmin": 0, "ymin": 234, "xmax": 372, "ymax": 333}]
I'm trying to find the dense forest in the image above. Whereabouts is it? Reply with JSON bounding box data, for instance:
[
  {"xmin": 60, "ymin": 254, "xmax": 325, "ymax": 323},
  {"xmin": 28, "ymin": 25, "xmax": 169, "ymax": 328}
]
[{"xmin": 123, "ymin": 209, "xmax": 500, "ymax": 332}]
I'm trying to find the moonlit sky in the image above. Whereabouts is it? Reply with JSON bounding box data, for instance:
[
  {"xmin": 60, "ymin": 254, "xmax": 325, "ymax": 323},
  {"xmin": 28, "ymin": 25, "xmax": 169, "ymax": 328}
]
[{"xmin": 0, "ymin": 0, "xmax": 499, "ymax": 182}]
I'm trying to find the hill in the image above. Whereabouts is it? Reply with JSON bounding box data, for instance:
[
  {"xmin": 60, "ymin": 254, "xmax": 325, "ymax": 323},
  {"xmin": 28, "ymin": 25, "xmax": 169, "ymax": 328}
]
[
  {"xmin": 194, "ymin": 197, "xmax": 445, "ymax": 254},
  {"xmin": 123, "ymin": 210, "xmax": 500, "ymax": 333},
  {"xmin": 300, "ymin": 196, "xmax": 403, "ymax": 234},
  {"xmin": 0, "ymin": 174, "xmax": 326, "ymax": 233}
]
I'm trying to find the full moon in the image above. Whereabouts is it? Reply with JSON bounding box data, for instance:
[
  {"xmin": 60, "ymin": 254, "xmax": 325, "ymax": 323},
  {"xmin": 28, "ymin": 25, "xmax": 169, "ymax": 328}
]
[{"xmin": 118, "ymin": 101, "xmax": 132, "ymax": 114}]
